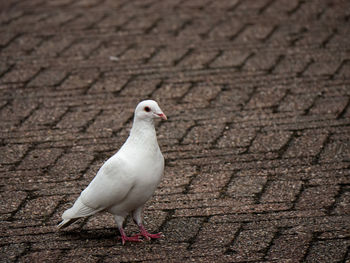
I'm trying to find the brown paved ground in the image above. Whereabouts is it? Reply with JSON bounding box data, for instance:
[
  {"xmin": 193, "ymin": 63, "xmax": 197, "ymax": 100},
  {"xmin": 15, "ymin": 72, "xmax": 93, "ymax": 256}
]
[{"xmin": 1, "ymin": 0, "xmax": 350, "ymax": 262}]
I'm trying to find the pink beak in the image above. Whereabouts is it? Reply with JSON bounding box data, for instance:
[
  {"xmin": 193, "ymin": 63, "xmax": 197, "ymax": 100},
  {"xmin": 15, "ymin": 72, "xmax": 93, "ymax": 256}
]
[{"xmin": 157, "ymin": 113, "xmax": 167, "ymax": 120}]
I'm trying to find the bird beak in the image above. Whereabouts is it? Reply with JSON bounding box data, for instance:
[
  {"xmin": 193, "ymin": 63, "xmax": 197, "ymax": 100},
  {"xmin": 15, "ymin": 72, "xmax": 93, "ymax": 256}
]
[{"xmin": 156, "ymin": 113, "xmax": 167, "ymax": 120}]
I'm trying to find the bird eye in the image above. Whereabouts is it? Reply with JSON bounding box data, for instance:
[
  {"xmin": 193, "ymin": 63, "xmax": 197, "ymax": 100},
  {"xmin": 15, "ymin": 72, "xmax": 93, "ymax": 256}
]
[{"xmin": 144, "ymin": 106, "xmax": 151, "ymax": 112}]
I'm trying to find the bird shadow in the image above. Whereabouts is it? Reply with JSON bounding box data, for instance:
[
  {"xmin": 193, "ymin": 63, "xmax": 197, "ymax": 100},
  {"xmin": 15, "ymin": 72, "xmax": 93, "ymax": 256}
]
[{"xmin": 59, "ymin": 227, "xmax": 119, "ymax": 241}]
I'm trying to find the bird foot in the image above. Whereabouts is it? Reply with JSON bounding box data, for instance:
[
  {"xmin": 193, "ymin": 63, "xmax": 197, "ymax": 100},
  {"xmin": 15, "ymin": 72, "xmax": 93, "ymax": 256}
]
[
  {"xmin": 118, "ymin": 227, "xmax": 143, "ymax": 245},
  {"xmin": 141, "ymin": 231, "xmax": 163, "ymax": 240},
  {"xmin": 118, "ymin": 225, "xmax": 163, "ymax": 245},
  {"xmin": 119, "ymin": 234, "xmax": 143, "ymax": 245},
  {"xmin": 139, "ymin": 224, "xmax": 164, "ymax": 241}
]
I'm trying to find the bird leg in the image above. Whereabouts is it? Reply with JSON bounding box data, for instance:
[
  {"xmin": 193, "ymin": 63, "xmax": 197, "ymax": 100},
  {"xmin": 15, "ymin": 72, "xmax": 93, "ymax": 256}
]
[
  {"xmin": 132, "ymin": 207, "xmax": 163, "ymax": 241},
  {"xmin": 138, "ymin": 224, "xmax": 163, "ymax": 240},
  {"xmin": 118, "ymin": 227, "xmax": 143, "ymax": 245}
]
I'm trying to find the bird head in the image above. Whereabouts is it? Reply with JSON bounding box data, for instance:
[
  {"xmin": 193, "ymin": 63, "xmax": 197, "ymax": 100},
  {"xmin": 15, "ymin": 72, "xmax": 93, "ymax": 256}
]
[{"xmin": 134, "ymin": 100, "xmax": 167, "ymax": 121}]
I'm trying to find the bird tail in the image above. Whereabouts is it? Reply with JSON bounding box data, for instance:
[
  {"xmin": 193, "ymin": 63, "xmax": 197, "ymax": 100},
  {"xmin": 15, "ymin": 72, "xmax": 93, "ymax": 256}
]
[
  {"xmin": 57, "ymin": 197, "xmax": 99, "ymax": 230},
  {"xmin": 57, "ymin": 218, "xmax": 79, "ymax": 229}
]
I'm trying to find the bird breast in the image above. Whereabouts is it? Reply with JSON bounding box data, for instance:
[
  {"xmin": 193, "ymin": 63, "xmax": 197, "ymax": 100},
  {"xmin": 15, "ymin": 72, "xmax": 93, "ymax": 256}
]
[{"xmin": 108, "ymin": 150, "xmax": 164, "ymax": 214}]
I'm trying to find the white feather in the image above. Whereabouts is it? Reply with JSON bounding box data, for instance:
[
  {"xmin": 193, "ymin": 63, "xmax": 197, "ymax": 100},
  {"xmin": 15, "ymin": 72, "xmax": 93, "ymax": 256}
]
[{"xmin": 58, "ymin": 100, "xmax": 165, "ymax": 231}]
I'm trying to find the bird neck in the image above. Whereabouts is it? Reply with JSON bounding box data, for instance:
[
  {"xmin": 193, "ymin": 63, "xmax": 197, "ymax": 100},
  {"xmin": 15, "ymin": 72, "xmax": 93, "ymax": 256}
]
[{"xmin": 129, "ymin": 117, "xmax": 157, "ymax": 145}]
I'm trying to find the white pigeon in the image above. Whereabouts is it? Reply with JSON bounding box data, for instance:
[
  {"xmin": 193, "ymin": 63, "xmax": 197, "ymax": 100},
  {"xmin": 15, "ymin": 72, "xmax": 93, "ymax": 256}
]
[{"xmin": 58, "ymin": 100, "xmax": 167, "ymax": 244}]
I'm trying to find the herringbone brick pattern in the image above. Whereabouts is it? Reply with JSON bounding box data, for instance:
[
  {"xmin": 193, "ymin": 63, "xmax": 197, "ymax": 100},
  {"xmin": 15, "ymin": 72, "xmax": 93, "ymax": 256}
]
[{"xmin": 1, "ymin": 0, "xmax": 349, "ymax": 262}]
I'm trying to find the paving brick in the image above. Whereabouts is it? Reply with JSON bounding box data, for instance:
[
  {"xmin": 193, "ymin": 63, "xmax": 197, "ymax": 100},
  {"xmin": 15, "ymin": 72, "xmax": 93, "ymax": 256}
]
[
  {"xmin": 335, "ymin": 59, "xmax": 350, "ymax": 78},
  {"xmin": 208, "ymin": 17, "xmax": 243, "ymax": 39},
  {"xmin": 182, "ymin": 123, "xmax": 225, "ymax": 144},
  {"xmin": 20, "ymin": 106, "xmax": 68, "ymax": 130},
  {"xmin": 188, "ymin": 171, "xmax": 232, "ymax": 194},
  {"xmin": 217, "ymin": 127, "xmax": 258, "ymax": 148},
  {"xmin": 227, "ymin": 176, "xmax": 267, "ymax": 198},
  {"xmin": 18, "ymin": 148, "xmax": 63, "ymax": 170},
  {"xmin": 319, "ymin": 135, "xmax": 350, "ymax": 163},
  {"xmin": 0, "ymin": 191, "xmax": 27, "ymax": 214},
  {"xmin": 236, "ymin": 0, "xmax": 274, "ymax": 13},
  {"xmin": 305, "ymin": 239, "xmax": 349, "ymax": 263},
  {"xmin": 230, "ymin": 228, "xmax": 276, "ymax": 253},
  {"xmin": 332, "ymin": 186, "xmax": 350, "ymax": 215},
  {"xmin": 245, "ymin": 87, "xmax": 286, "ymax": 109},
  {"xmin": 193, "ymin": 222, "xmax": 240, "ymax": 248},
  {"xmin": 210, "ymin": 50, "xmax": 251, "ymax": 68},
  {"xmin": 157, "ymin": 121, "xmax": 194, "ymax": 143},
  {"xmin": 50, "ymin": 152, "xmax": 94, "ymax": 179},
  {"xmin": 284, "ymin": 130, "xmax": 328, "ymax": 158},
  {"xmin": 148, "ymin": 47, "xmax": 188, "ymax": 65},
  {"xmin": 244, "ymin": 51, "xmax": 282, "ymax": 72},
  {"xmin": 0, "ymin": 30, "xmax": 17, "ymax": 46},
  {"xmin": 27, "ymin": 68, "xmax": 67, "ymax": 87},
  {"xmin": 87, "ymin": 76, "xmax": 127, "ymax": 94},
  {"xmin": 304, "ymin": 59, "xmax": 341, "ymax": 77},
  {"xmin": 176, "ymin": 18, "xmax": 216, "ymax": 40},
  {"xmin": 0, "ymin": 144, "xmax": 29, "ymax": 164},
  {"xmin": 86, "ymin": 108, "xmax": 132, "ymax": 133},
  {"xmin": 56, "ymin": 108, "xmax": 100, "ymax": 129},
  {"xmin": 1, "ymin": 34, "xmax": 43, "ymax": 55},
  {"xmin": 119, "ymin": 45, "xmax": 157, "ymax": 61},
  {"xmin": 278, "ymin": 92, "xmax": 315, "ymax": 112},
  {"xmin": 296, "ymin": 27, "xmax": 335, "ymax": 48},
  {"xmin": 61, "ymin": 39, "xmax": 101, "ymax": 59},
  {"xmin": 153, "ymin": 82, "xmax": 191, "ymax": 100},
  {"xmin": 204, "ymin": 0, "xmax": 239, "ymax": 9},
  {"xmin": 19, "ymin": 250, "xmax": 62, "ymax": 263},
  {"xmin": 260, "ymin": 180, "xmax": 303, "ymax": 203},
  {"xmin": 1, "ymin": 65, "xmax": 40, "ymax": 83},
  {"xmin": 13, "ymin": 195, "xmax": 62, "ymax": 220},
  {"xmin": 33, "ymin": 35, "xmax": 73, "ymax": 57},
  {"xmin": 119, "ymin": 79, "xmax": 160, "ymax": 97},
  {"xmin": 101, "ymin": 244, "xmax": 190, "ymax": 262},
  {"xmin": 60, "ymin": 254, "xmax": 100, "ymax": 263},
  {"xmin": 309, "ymin": 96, "xmax": 349, "ymax": 117},
  {"xmin": 237, "ymin": 24, "xmax": 277, "ymax": 43},
  {"xmin": 249, "ymin": 130, "xmax": 292, "ymax": 153},
  {"xmin": 0, "ymin": 99, "xmax": 38, "ymax": 122},
  {"xmin": 89, "ymin": 43, "xmax": 128, "ymax": 61},
  {"xmin": 159, "ymin": 165, "xmax": 195, "ymax": 189},
  {"xmin": 267, "ymin": 233, "xmax": 312, "ymax": 261},
  {"xmin": 63, "ymin": 12, "xmax": 106, "ymax": 30},
  {"xmin": 162, "ymin": 217, "xmax": 205, "ymax": 242},
  {"xmin": 182, "ymin": 84, "xmax": 222, "ymax": 104},
  {"xmin": 0, "ymin": 243, "xmax": 28, "ymax": 263},
  {"xmin": 273, "ymin": 54, "xmax": 312, "ymax": 76},
  {"xmin": 123, "ymin": 13, "xmax": 161, "ymax": 32},
  {"xmin": 60, "ymin": 69, "xmax": 100, "ymax": 90},
  {"xmin": 295, "ymin": 185, "xmax": 339, "ymax": 210},
  {"xmin": 212, "ymin": 86, "xmax": 254, "ymax": 108}
]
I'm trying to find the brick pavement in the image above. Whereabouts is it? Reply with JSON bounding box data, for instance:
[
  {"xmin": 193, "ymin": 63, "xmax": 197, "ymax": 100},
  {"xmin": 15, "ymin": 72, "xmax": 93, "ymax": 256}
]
[{"xmin": 1, "ymin": 0, "xmax": 350, "ymax": 262}]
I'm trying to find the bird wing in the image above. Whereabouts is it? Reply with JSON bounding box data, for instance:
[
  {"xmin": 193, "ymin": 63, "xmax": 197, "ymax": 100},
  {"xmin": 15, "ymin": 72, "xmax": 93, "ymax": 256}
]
[{"xmin": 78, "ymin": 154, "xmax": 135, "ymax": 215}]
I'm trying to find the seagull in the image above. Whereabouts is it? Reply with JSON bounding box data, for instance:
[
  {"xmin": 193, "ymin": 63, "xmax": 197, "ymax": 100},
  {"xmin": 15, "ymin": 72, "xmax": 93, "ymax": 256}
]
[{"xmin": 58, "ymin": 100, "xmax": 167, "ymax": 245}]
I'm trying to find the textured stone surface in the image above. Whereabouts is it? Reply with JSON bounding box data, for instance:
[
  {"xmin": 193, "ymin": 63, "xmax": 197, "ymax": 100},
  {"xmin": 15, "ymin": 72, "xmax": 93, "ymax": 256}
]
[{"xmin": 0, "ymin": 0, "xmax": 349, "ymax": 262}]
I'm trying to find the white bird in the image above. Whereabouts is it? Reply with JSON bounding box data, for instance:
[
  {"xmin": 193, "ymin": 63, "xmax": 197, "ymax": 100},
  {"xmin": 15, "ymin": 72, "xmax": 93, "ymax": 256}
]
[{"xmin": 58, "ymin": 100, "xmax": 167, "ymax": 245}]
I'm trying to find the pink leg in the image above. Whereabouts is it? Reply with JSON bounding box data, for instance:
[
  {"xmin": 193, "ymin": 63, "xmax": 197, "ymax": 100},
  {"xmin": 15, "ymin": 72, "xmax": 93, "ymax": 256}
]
[
  {"xmin": 118, "ymin": 227, "xmax": 143, "ymax": 245},
  {"xmin": 138, "ymin": 224, "xmax": 163, "ymax": 240}
]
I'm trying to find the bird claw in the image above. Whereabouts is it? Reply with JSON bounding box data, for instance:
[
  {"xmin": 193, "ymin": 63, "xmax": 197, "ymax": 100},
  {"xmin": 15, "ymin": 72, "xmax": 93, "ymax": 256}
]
[
  {"xmin": 138, "ymin": 224, "xmax": 164, "ymax": 241},
  {"xmin": 148, "ymin": 232, "xmax": 163, "ymax": 239},
  {"xmin": 141, "ymin": 231, "xmax": 164, "ymax": 240},
  {"xmin": 118, "ymin": 234, "xmax": 143, "ymax": 245},
  {"xmin": 118, "ymin": 225, "xmax": 163, "ymax": 245}
]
